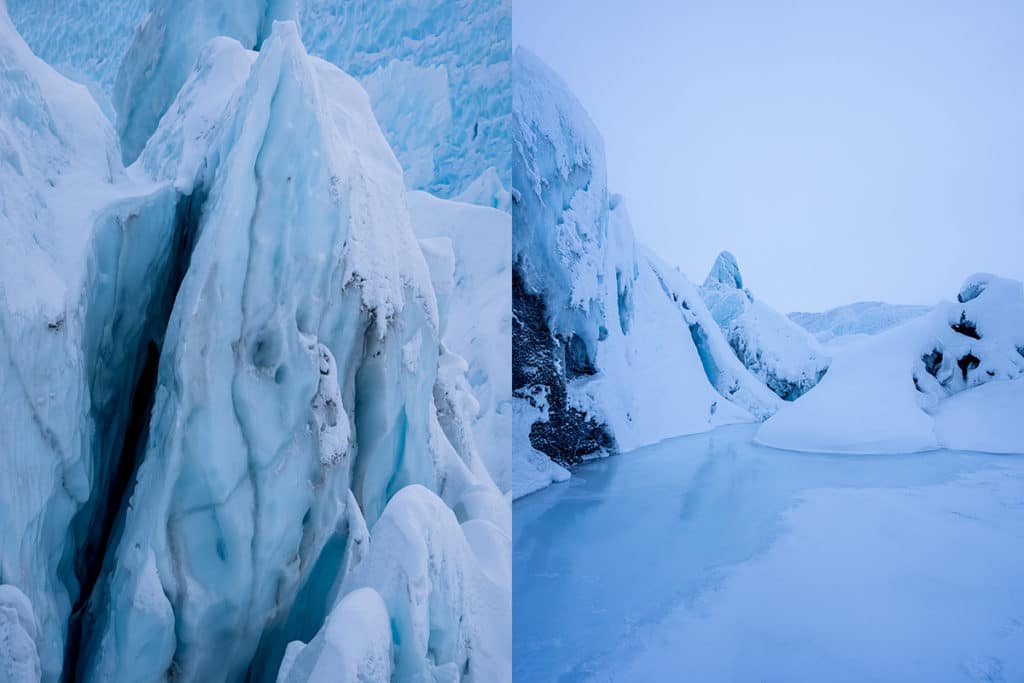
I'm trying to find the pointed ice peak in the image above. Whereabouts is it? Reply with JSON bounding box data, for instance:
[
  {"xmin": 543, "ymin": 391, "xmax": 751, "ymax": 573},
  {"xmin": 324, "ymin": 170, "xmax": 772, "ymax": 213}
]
[
  {"xmin": 114, "ymin": 0, "xmax": 298, "ymax": 165},
  {"xmin": 704, "ymin": 250, "xmax": 743, "ymax": 290}
]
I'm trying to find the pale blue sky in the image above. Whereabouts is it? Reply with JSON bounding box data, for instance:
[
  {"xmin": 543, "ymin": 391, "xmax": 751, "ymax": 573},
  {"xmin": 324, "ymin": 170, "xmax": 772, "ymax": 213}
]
[{"xmin": 514, "ymin": 0, "xmax": 1024, "ymax": 311}]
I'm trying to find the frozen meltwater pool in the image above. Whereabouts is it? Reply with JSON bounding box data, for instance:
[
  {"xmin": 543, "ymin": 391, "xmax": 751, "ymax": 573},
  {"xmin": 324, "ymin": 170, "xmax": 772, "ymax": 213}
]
[{"xmin": 513, "ymin": 424, "xmax": 1024, "ymax": 682}]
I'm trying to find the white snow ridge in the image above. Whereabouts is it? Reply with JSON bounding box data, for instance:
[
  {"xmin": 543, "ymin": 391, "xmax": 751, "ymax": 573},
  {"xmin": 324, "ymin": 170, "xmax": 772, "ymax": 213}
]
[{"xmin": 0, "ymin": 4, "xmax": 509, "ymax": 683}]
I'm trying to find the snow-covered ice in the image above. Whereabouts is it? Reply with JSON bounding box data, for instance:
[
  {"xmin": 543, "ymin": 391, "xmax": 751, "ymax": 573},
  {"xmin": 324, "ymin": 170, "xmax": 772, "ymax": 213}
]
[
  {"xmin": 790, "ymin": 300, "xmax": 933, "ymax": 344},
  {"xmin": 514, "ymin": 423, "xmax": 1024, "ymax": 681},
  {"xmin": 700, "ymin": 251, "xmax": 830, "ymax": 400},
  {"xmin": 758, "ymin": 274, "xmax": 1024, "ymax": 454}
]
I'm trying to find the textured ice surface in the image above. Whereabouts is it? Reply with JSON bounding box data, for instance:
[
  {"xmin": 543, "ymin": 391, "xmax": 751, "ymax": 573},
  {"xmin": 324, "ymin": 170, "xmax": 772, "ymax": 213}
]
[
  {"xmin": 0, "ymin": 585, "xmax": 42, "ymax": 683},
  {"xmin": 701, "ymin": 251, "xmax": 830, "ymax": 400},
  {"xmin": 1, "ymin": 7, "xmax": 510, "ymax": 680},
  {"xmin": 0, "ymin": 7, "xmax": 189, "ymax": 677},
  {"xmin": 8, "ymin": 0, "xmax": 512, "ymax": 204},
  {"xmin": 790, "ymin": 301, "xmax": 932, "ymax": 344},
  {"xmin": 514, "ymin": 424, "xmax": 1024, "ymax": 681},
  {"xmin": 758, "ymin": 274, "xmax": 1024, "ymax": 454},
  {"xmin": 114, "ymin": 0, "xmax": 297, "ymax": 164},
  {"xmin": 300, "ymin": 0, "xmax": 511, "ymax": 200},
  {"xmin": 408, "ymin": 191, "xmax": 512, "ymax": 491},
  {"xmin": 275, "ymin": 588, "xmax": 392, "ymax": 683}
]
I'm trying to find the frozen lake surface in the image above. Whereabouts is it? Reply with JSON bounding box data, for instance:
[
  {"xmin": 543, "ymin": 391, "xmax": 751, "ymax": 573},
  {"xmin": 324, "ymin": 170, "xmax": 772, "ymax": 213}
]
[{"xmin": 513, "ymin": 423, "xmax": 1024, "ymax": 682}]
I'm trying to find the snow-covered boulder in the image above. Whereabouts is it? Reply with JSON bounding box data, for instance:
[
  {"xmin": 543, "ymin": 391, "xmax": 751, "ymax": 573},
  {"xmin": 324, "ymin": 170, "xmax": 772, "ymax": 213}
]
[
  {"xmin": 758, "ymin": 274, "xmax": 1024, "ymax": 454},
  {"xmin": 700, "ymin": 251, "xmax": 830, "ymax": 400}
]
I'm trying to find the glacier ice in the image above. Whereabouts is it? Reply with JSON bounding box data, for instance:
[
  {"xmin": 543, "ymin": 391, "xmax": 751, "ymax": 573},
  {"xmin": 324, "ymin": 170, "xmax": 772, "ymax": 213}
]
[
  {"xmin": 0, "ymin": 585, "xmax": 42, "ymax": 683},
  {"xmin": 511, "ymin": 48, "xmax": 775, "ymax": 488},
  {"xmin": 8, "ymin": 0, "xmax": 512, "ymax": 206},
  {"xmin": 300, "ymin": 0, "xmax": 511, "ymax": 200},
  {"xmin": 407, "ymin": 191, "xmax": 512, "ymax": 491},
  {"xmin": 700, "ymin": 251, "xmax": 830, "ymax": 400},
  {"xmin": 789, "ymin": 301, "xmax": 932, "ymax": 344},
  {"xmin": 114, "ymin": 0, "xmax": 297, "ymax": 164},
  {"xmin": 1, "ymin": 5, "xmax": 510, "ymax": 681}
]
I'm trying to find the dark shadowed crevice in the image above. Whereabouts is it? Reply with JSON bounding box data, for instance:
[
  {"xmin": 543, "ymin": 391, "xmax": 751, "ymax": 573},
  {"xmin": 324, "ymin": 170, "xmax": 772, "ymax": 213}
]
[
  {"xmin": 951, "ymin": 311, "xmax": 981, "ymax": 340},
  {"xmin": 957, "ymin": 353, "xmax": 980, "ymax": 381},
  {"xmin": 61, "ymin": 187, "xmax": 207, "ymax": 681}
]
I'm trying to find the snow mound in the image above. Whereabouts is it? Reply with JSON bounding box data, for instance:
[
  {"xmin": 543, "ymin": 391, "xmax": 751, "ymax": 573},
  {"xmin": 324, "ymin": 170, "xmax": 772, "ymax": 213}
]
[
  {"xmin": 332, "ymin": 485, "xmax": 511, "ymax": 681},
  {"xmin": 275, "ymin": 588, "xmax": 392, "ymax": 683},
  {"xmin": 701, "ymin": 251, "xmax": 830, "ymax": 400},
  {"xmin": 758, "ymin": 274, "xmax": 1024, "ymax": 454},
  {"xmin": 790, "ymin": 301, "xmax": 932, "ymax": 344}
]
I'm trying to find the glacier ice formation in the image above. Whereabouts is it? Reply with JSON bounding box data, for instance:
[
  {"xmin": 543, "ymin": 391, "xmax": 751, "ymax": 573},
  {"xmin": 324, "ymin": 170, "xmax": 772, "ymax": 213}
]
[
  {"xmin": 1, "ymin": 5, "xmax": 509, "ymax": 681},
  {"xmin": 7, "ymin": 0, "xmax": 512, "ymax": 205},
  {"xmin": 511, "ymin": 48, "xmax": 778, "ymax": 497},
  {"xmin": 789, "ymin": 301, "xmax": 932, "ymax": 344},
  {"xmin": 700, "ymin": 251, "xmax": 830, "ymax": 400}
]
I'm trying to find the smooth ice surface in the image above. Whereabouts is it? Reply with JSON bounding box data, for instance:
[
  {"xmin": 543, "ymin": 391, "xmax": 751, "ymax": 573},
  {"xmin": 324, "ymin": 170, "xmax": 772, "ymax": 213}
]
[{"xmin": 513, "ymin": 423, "xmax": 1024, "ymax": 682}]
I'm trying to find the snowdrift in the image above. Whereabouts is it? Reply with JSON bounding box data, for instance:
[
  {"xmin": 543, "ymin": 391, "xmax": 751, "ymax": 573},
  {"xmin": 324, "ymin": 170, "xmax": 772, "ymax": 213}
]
[{"xmin": 758, "ymin": 274, "xmax": 1024, "ymax": 454}]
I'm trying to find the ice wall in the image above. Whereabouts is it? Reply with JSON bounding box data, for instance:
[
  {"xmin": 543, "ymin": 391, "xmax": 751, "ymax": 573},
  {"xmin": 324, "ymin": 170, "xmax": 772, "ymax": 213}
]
[
  {"xmin": 8, "ymin": 0, "xmax": 512, "ymax": 204},
  {"xmin": 512, "ymin": 49, "xmax": 774, "ymax": 479},
  {"xmin": 114, "ymin": 0, "xmax": 297, "ymax": 164}
]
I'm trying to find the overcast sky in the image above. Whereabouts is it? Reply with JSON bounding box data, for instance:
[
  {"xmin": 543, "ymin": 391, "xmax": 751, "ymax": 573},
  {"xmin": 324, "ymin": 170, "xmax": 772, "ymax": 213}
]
[{"xmin": 513, "ymin": 0, "xmax": 1024, "ymax": 312}]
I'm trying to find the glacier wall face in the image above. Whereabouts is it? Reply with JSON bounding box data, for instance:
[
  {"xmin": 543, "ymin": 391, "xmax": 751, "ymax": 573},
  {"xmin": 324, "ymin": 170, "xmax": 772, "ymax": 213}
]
[
  {"xmin": 114, "ymin": 0, "xmax": 297, "ymax": 164},
  {"xmin": 2, "ymin": 7, "xmax": 510, "ymax": 681},
  {"xmin": 7, "ymin": 0, "xmax": 512, "ymax": 204},
  {"xmin": 511, "ymin": 48, "xmax": 774, "ymax": 478}
]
